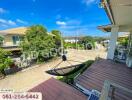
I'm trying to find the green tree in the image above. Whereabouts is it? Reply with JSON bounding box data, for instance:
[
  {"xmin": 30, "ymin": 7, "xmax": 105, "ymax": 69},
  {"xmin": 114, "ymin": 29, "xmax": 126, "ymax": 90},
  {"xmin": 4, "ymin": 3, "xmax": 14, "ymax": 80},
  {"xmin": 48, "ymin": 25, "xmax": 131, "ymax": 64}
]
[
  {"xmin": 80, "ymin": 36, "xmax": 95, "ymax": 49},
  {"xmin": 118, "ymin": 37, "xmax": 128, "ymax": 47},
  {"xmin": 20, "ymin": 25, "xmax": 55, "ymax": 62},
  {"xmin": 94, "ymin": 37, "xmax": 108, "ymax": 43},
  {"xmin": 51, "ymin": 30, "xmax": 61, "ymax": 48}
]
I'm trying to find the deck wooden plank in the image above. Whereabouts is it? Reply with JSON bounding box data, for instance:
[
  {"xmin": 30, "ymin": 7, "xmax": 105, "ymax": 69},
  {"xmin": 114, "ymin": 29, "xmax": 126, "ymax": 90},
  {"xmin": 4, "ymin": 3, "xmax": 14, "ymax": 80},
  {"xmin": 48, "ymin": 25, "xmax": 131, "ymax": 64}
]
[
  {"xmin": 75, "ymin": 59, "xmax": 132, "ymax": 100},
  {"xmin": 29, "ymin": 78, "xmax": 87, "ymax": 100}
]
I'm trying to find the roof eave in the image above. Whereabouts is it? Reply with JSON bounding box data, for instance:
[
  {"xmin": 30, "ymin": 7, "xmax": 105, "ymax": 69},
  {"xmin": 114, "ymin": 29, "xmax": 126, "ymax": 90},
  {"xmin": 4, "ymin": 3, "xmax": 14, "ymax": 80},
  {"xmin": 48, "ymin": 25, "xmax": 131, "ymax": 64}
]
[{"xmin": 101, "ymin": 0, "xmax": 115, "ymax": 25}]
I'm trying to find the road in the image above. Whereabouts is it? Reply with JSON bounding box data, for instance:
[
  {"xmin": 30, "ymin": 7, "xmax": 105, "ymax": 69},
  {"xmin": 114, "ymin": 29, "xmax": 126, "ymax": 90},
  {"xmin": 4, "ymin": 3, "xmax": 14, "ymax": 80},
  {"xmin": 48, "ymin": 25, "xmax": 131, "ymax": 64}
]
[{"xmin": 0, "ymin": 49, "xmax": 106, "ymax": 92}]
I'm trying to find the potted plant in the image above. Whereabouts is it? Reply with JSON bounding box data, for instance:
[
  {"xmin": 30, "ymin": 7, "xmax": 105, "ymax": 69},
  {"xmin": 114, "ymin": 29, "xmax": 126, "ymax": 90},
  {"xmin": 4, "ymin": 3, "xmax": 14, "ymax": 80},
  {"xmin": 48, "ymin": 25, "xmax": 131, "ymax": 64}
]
[
  {"xmin": 0, "ymin": 48, "xmax": 21, "ymax": 75},
  {"xmin": 126, "ymin": 47, "xmax": 132, "ymax": 68},
  {"xmin": 126, "ymin": 34, "xmax": 132, "ymax": 68},
  {"xmin": 2, "ymin": 57, "xmax": 14, "ymax": 75},
  {"xmin": 0, "ymin": 48, "xmax": 13, "ymax": 75}
]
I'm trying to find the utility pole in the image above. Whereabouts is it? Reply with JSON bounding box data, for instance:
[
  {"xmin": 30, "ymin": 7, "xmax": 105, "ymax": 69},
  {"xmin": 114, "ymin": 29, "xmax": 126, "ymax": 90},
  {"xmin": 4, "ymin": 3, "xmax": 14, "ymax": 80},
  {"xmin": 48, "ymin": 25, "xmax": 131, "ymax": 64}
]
[
  {"xmin": 75, "ymin": 31, "xmax": 78, "ymax": 50},
  {"xmin": 61, "ymin": 32, "xmax": 64, "ymax": 55}
]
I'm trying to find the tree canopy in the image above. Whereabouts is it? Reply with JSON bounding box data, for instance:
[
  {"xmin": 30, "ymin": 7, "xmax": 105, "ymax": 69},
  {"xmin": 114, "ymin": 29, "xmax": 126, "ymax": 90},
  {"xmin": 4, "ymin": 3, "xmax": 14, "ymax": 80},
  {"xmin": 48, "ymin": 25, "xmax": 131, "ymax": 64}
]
[
  {"xmin": 80, "ymin": 36, "xmax": 95, "ymax": 43},
  {"xmin": 118, "ymin": 37, "xmax": 128, "ymax": 47},
  {"xmin": 51, "ymin": 30, "xmax": 61, "ymax": 48},
  {"xmin": 79, "ymin": 36, "xmax": 95, "ymax": 48},
  {"xmin": 20, "ymin": 25, "xmax": 61, "ymax": 62}
]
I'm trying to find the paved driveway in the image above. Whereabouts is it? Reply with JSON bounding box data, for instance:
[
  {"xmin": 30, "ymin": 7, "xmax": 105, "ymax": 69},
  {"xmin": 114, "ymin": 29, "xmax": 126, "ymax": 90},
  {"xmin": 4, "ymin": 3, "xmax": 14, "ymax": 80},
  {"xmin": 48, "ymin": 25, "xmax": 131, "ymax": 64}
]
[{"xmin": 0, "ymin": 49, "xmax": 106, "ymax": 91}]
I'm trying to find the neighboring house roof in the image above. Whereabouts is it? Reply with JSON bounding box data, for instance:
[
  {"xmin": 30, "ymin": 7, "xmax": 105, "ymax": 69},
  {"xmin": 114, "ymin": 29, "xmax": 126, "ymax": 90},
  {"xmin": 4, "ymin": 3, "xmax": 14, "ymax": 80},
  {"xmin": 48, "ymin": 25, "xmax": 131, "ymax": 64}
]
[
  {"xmin": 0, "ymin": 27, "xmax": 27, "ymax": 35},
  {"xmin": 119, "ymin": 32, "xmax": 130, "ymax": 38},
  {"xmin": 29, "ymin": 78, "xmax": 87, "ymax": 100},
  {"xmin": 0, "ymin": 27, "xmax": 54, "ymax": 36}
]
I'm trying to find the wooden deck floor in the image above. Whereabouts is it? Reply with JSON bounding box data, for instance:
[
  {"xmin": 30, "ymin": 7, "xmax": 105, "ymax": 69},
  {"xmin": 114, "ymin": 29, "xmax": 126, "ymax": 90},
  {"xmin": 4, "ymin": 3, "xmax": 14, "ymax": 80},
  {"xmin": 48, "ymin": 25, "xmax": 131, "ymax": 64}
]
[
  {"xmin": 29, "ymin": 78, "xmax": 87, "ymax": 100},
  {"xmin": 75, "ymin": 59, "xmax": 132, "ymax": 100}
]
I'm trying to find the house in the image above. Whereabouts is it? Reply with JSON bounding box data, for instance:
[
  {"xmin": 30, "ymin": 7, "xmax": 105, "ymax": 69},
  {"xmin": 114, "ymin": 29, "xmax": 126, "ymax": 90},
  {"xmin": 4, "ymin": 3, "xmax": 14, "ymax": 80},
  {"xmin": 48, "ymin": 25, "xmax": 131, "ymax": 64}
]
[
  {"xmin": 64, "ymin": 36, "xmax": 82, "ymax": 43},
  {"xmin": 0, "ymin": 27, "xmax": 27, "ymax": 52},
  {"xmin": 98, "ymin": 0, "xmax": 132, "ymax": 67},
  {"xmin": 119, "ymin": 32, "xmax": 130, "ymax": 38}
]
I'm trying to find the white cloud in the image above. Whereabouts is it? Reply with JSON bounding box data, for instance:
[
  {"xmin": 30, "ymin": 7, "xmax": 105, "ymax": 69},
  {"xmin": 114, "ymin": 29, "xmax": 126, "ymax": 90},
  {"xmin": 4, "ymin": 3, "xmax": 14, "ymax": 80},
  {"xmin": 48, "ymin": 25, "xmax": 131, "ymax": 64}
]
[
  {"xmin": 8, "ymin": 20, "xmax": 16, "ymax": 25},
  {"xmin": 56, "ymin": 21, "xmax": 66, "ymax": 26},
  {"xmin": 0, "ymin": 24, "xmax": 8, "ymax": 28},
  {"xmin": 0, "ymin": 18, "xmax": 28, "ymax": 28},
  {"xmin": 56, "ymin": 19, "xmax": 82, "ymax": 29},
  {"xmin": 0, "ymin": 18, "xmax": 16, "ymax": 27},
  {"xmin": 16, "ymin": 19, "xmax": 28, "ymax": 24},
  {"xmin": 83, "ymin": 0, "xmax": 96, "ymax": 5},
  {"xmin": 0, "ymin": 19, "xmax": 16, "ymax": 25},
  {"xmin": 0, "ymin": 8, "xmax": 7, "ymax": 14},
  {"xmin": 0, "ymin": 19, "xmax": 6, "ymax": 23},
  {"xmin": 56, "ymin": 19, "xmax": 81, "ymax": 26}
]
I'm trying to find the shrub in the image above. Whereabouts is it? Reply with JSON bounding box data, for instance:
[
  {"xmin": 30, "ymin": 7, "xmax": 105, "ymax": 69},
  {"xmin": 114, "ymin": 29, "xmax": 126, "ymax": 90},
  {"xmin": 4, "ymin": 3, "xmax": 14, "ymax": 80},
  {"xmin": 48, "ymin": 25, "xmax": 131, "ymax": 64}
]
[
  {"xmin": 0, "ymin": 35, "xmax": 4, "ymax": 46},
  {"xmin": 57, "ymin": 60, "xmax": 94, "ymax": 84},
  {"xmin": 0, "ymin": 48, "xmax": 13, "ymax": 74}
]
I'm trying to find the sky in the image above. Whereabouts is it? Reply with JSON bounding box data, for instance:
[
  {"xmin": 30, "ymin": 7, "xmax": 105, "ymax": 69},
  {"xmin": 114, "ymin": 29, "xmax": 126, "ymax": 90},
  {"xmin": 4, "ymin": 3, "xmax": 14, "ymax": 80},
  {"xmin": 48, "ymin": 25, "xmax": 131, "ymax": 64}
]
[{"xmin": 0, "ymin": 0, "xmax": 111, "ymax": 37}]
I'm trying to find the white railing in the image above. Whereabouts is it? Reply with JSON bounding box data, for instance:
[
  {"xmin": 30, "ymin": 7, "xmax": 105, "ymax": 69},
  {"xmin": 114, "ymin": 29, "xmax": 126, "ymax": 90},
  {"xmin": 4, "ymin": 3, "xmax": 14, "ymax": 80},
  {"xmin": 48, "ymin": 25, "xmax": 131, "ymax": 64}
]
[{"xmin": 99, "ymin": 80, "xmax": 132, "ymax": 100}]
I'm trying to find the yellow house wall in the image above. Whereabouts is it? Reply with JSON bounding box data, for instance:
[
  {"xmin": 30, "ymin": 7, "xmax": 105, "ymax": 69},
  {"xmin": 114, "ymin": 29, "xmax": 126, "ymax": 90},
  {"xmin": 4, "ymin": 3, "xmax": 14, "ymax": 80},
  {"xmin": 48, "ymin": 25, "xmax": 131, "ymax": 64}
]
[
  {"xmin": 4, "ymin": 35, "xmax": 14, "ymax": 46},
  {"xmin": 3, "ymin": 34, "xmax": 24, "ymax": 47}
]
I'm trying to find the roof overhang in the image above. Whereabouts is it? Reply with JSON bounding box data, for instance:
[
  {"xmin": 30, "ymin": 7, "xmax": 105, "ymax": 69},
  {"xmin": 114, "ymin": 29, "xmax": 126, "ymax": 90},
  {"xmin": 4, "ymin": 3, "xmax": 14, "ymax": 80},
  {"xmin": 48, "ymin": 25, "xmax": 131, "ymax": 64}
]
[
  {"xmin": 99, "ymin": 0, "xmax": 132, "ymax": 32},
  {"xmin": 101, "ymin": 0, "xmax": 115, "ymax": 24}
]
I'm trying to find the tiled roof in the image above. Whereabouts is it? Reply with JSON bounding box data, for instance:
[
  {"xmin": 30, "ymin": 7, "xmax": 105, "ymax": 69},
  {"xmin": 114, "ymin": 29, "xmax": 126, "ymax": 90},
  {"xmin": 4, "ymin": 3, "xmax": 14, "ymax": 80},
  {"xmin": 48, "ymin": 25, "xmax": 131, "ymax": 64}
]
[{"xmin": 0, "ymin": 27, "xmax": 27, "ymax": 35}]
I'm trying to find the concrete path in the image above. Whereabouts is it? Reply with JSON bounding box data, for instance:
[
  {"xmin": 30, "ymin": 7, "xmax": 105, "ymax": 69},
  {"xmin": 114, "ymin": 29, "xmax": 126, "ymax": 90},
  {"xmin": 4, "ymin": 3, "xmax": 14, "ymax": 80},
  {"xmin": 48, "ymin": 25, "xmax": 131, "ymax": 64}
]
[{"xmin": 0, "ymin": 49, "xmax": 106, "ymax": 91}]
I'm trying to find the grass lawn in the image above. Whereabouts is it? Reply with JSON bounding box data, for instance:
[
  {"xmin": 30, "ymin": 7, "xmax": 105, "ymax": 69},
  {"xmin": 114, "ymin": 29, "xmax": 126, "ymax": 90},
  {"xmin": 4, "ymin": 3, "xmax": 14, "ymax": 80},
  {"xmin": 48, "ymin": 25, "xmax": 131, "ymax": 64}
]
[{"xmin": 57, "ymin": 60, "xmax": 94, "ymax": 84}]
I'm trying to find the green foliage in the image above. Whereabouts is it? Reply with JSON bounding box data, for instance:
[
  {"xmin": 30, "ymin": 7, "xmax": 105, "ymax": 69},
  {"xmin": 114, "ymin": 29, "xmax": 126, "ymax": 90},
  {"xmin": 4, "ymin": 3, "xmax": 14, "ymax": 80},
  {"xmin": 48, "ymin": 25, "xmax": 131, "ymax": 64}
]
[
  {"xmin": 0, "ymin": 48, "xmax": 13, "ymax": 74},
  {"xmin": 94, "ymin": 37, "xmax": 108, "ymax": 43},
  {"xmin": 128, "ymin": 39, "xmax": 132, "ymax": 57},
  {"xmin": 64, "ymin": 36, "xmax": 97, "ymax": 49},
  {"xmin": 64, "ymin": 42, "xmax": 84, "ymax": 49},
  {"xmin": 51, "ymin": 30, "xmax": 61, "ymax": 48},
  {"xmin": 81, "ymin": 36, "xmax": 94, "ymax": 43},
  {"xmin": 57, "ymin": 60, "xmax": 94, "ymax": 84},
  {"xmin": 118, "ymin": 37, "xmax": 128, "ymax": 47},
  {"xmin": 0, "ymin": 35, "xmax": 4, "ymax": 46},
  {"xmin": 20, "ymin": 25, "xmax": 59, "ymax": 62},
  {"xmin": 80, "ymin": 36, "xmax": 95, "ymax": 48}
]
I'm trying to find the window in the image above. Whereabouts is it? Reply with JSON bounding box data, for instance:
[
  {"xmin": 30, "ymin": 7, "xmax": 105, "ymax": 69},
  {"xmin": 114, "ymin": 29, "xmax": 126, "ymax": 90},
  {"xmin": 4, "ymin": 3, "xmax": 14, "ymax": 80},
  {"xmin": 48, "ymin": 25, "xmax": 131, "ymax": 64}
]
[{"xmin": 12, "ymin": 35, "xmax": 20, "ymax": 45}]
